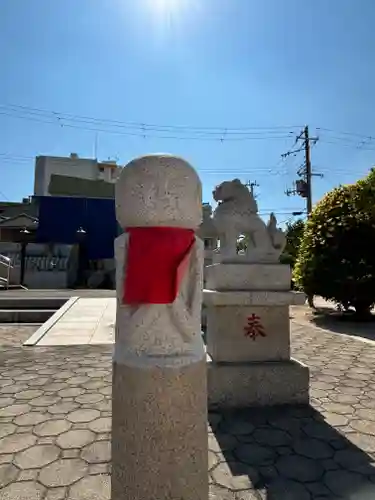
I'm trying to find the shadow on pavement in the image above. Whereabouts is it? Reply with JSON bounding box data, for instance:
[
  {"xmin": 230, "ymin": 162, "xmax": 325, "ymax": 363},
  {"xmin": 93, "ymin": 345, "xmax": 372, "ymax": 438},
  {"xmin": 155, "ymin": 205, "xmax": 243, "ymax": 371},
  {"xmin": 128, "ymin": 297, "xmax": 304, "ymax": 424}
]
[
  {"xmin": 309, "ymin": 308, "xmax": 375, "ymax": 342},
  {"xmin": 209, "ymin": 405, "xmax": 375, "ymax": 499}
]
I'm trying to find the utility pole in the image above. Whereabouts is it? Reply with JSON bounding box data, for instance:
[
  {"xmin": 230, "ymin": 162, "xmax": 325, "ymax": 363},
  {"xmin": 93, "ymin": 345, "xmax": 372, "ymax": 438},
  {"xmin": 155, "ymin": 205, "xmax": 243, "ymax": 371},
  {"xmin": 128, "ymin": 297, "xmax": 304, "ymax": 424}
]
[
  {"xmin": 283, "ymin": 126, "xmax": 321, "ymax": 308},
  {"xmin": 246, "ymin": 180, "xmax": 259, "ymax": 197},
  {"xmin": 304, "ymin": 126, "xmax": 313, "ymax": 215},
  {"xmin": 284, "ymin": 125, "xmax": 321, "ymax": 217}
]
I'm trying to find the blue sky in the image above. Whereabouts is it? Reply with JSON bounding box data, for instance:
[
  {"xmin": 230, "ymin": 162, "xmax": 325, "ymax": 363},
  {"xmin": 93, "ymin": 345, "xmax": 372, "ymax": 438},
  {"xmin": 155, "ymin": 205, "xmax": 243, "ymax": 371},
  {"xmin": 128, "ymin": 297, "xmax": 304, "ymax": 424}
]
[{"xmin": 1, "ymin": 0, "xmax": 375, "ymax": 223}]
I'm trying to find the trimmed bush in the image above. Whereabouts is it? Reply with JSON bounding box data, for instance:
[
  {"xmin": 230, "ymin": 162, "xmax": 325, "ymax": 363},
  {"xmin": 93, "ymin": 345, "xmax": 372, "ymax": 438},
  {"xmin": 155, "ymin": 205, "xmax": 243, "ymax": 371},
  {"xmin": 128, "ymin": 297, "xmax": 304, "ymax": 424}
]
[{"xmin": 293, "ymin": 169, "xmax": 375, "ymax": 316}]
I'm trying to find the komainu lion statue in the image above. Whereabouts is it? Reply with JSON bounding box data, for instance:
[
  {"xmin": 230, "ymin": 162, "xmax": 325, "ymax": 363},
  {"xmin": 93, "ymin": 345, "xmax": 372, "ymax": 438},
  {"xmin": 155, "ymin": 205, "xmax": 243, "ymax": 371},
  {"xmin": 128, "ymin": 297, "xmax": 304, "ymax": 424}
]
[{"xmin": 212, "ymin": 179, "xmax": 286, "ymax": 262}]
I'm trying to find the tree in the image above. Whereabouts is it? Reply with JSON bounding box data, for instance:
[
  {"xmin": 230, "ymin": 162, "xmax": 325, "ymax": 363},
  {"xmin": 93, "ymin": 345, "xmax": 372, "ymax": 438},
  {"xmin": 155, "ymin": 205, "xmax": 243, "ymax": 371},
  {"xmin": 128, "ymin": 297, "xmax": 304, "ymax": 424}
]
[
  {"xmin": 293, "ymin": 169, "xmax": 375, "ymax": 317},
  {"xmin": 280, "ymin": 219, "xmax": 305, "ymax": 268}
]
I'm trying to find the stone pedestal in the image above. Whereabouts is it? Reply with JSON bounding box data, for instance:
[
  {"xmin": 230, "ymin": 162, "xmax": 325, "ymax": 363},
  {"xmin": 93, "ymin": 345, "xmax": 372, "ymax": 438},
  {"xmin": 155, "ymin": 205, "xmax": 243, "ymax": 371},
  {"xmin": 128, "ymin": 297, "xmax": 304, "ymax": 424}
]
[
  {"xmin": 204, "ymin": 263, "xmax": 309, "ymax": 409},
  {"xmin": 112, "ymin": 360, "xmax": 207, "ymax": 500}
]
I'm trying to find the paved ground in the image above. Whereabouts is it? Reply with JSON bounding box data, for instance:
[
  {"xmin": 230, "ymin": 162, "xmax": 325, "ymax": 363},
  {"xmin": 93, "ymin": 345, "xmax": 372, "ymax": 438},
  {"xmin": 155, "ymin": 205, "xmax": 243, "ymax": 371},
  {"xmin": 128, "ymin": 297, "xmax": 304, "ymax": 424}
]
[
  {"xmin": 34, "ymin": 298, "xmax": 115, "ymax": 346},
  {"xmin": 0, "ymin": 325, "xmax": 39, "ymax": 347},
  {"xmin": 2, "ymin": 318, "xmax": 375, "ymax": 498}
]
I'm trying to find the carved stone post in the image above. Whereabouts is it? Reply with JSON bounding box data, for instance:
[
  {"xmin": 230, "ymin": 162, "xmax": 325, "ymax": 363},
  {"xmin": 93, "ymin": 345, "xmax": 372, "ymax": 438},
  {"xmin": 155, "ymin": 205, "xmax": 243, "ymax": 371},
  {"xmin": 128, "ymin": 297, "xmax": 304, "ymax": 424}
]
[{"xmin": 112, "ymin": 155, "xmax": 208, "ymax": 500}]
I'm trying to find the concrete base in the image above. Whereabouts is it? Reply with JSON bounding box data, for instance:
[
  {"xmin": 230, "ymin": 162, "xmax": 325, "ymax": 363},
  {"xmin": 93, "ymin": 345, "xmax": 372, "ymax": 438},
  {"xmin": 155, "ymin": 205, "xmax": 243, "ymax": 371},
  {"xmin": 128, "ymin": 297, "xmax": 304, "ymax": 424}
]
[
  {"xmin": 206, "ymin": 263, "xmax": 291, "ymax": 291},
  {"xmin": 112, "ymin": 359, "xmax": 208, "ymax": 500},
  {"xmin": 207, "ymin": 357, "xmax": 309, "ymax": 409},
  {"xmin": 206, "ymin": 304, "xmax": 291, "ymax": 362}
]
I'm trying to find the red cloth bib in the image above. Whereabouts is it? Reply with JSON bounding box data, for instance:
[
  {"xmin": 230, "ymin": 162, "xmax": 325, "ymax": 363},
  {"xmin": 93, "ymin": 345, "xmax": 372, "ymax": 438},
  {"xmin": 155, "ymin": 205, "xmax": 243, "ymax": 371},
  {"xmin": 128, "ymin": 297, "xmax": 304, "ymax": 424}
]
[{"xmin": 123, "ymin": 227, "xmax": 195, "ymax": 305}]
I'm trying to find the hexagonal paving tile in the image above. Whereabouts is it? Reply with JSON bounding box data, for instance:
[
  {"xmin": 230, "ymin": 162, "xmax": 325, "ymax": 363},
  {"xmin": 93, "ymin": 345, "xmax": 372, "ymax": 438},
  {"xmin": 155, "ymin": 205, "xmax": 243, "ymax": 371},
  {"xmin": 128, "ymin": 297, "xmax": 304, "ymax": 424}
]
[
  {"xmin": 88, "ymin": 417, "xmax": 111, "ymax": 433},
  {"xmin": 69, "ymin": 473, "xmax": 111, "ymax": 500},
  {"xmin": 0, "ymin": 480, "xmax": 46, "ymax": 500},
  {"xmin": 356, "ymin": 408, "xmax": 375, "ymax": 421},
  {"xmin": 58, "ymin": 387, "xmax": 85, "ymax": 398},
  {"xmin": 293, "ymin": 438, "xmax": 334, "ymax": 459},
  {"xmin": 0, "ymin": 463, "xmax": 18, "ymax": 488},
  {"xmin": 39, "ymin": 458, "xmax": 88, "ymax": 487},
  {"xmin": 209, "ymin": 484, "xmax": 238, "ymax": 500},
  {"xmin": 0, "ymin": 403, "xmax": 30, "ymax": 417},
  {"xmin": 29, "ymin": 377, "xmax": 50, "ymax": 387},
  {"xmin": 0, "ymin": 423, "xmax": 16, "ymax": 438},
  {"xmin": 360, "ymin": 399, "xmax": 375, "ymax": 410},
  {"xmin": 324, "ymin": 469, "xmax": 373, "ymax": 496},
  {"xmin": 66, "ymin": 376, "xmax": 90, "ymax": 385},
  {"xmin": 30, "ymin": 395, "xmax": 61, "ymax": 407},
  {"xmin": 76, "ymin": 393, "xmax": 104, "ymax": 404},
  {"xmin": 0, "ymin": 397, "xmax": 14, "ymax": 408},
  {"xmin": 0, "ymin": 433, "xmax": 37, "ymax": 453},
  {"xmin": 208, "ymin": 433, "xmax": 237, "ymax": 453},
  {"xmin": 48, "ymin": 402, "xmax": 79, "ymax": 415},
  {"xmin": 322, "ymin": 402, "xmax": 354, "ymax": 415},
  {"xmin": 14, "ymin": 389, "xmax": 44, "ymax": 400},
  {"xmin": 45, "ymin": 486, "xmax": 68, "ymax": 500},
  {"xmin": 253, "ymin": 428, "xmax": 291, "ymax": 446},
  {"xmin": 267, "ymin": 478, "xmax": 311, "ymax": 500},
  {"xmin": 53, "ymin": 371, "xmax": 74, "ymax": 380},
  {"xmin": 82, "ymin": 380, "xmax": 107, "ymax": 390},
  {"xmin": 43, "ymin": 382, "xmax": 68, "ymax": 392},
  {"xmin": 329, "ymin": 393, "xmax": 359, "ymax": 404},
  {"xmin": 86, "ymin": 370, "xmax": 109, "ymax": 378},
  {"xmin": 209, "ymin": 451, "xmax": 220, "ymax": 471},
  {"xmin": 333, "ymin": 449, "xmax": 369, "ymax": 469},
  {"xmin": 67, "ymin": 409, "xmax": 101, "ymax": 423},
  {"xmin": 14, "ymin": 412, "xmax": 50, "ymax": 426},
  {"xmin": 14, "ymin": 444, "xmax": 60, "ymax": 469},
  {"xmin": 81, "ymin": 441, "xmax": 111, "ymax": 464},
  {"xmin": 276, "ymin": 455, "xmax": 324, "ymax": 482},
  {"xmin": 57, "ymin": 429, "xmax": 96, "ymax": 449},
  {"xmin": 350, "ymin": 419, "xmax": 375, "ymax": 435},
  {"xmin": 235, "ymin": 444, "xmax": 275, "ymax": 466},
  {"xmin": 2, "ymin": 369, "xmax": 24, "ymax": 377},
  {"xmin": 34, "ymin": 419, "xmax": 72, "ymax": 437},
  {"xmin": 13, "ymin": 373, "xmax": 39, "ymax": 382},
  {"xmin": 92, "ymin": 400, "xmax": 111, "ymax": 412},
  {"xmin": 18, "ymin": 469, "xmax": 39, "ymax": 481},
  {"xmin": 348, "ymin": 433, "xmax": 375, "ymax": 452},
  {"xmin": 98, "ymin": 386, "xmax": 112, "ymax": 396},
  {"xmin": 211, "ymin": 461, "xmax": 258, "ymax": 491},
  {"xmin": 0, "ymin": 384, "xmax": 28, "ymax": 395},
  {"xmin": 323, "ymin": 412, "xmax": 349, "ymax": 427}
]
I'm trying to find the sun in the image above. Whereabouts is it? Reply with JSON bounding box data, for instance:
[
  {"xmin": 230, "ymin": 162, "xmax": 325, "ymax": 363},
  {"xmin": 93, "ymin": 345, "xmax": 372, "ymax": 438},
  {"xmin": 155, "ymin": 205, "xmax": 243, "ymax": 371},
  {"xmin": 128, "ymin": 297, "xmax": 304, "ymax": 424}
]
[
  {"xmin": 148, "ymin": 0, "xmax": 191, "ymax": 19},
  {"xmin": 143, "ymin": 0, "xmax": 200, "ymax": 35},
  {"xmin": 152, "ymin": 0, "xmax": 183, "ymax": 12}
]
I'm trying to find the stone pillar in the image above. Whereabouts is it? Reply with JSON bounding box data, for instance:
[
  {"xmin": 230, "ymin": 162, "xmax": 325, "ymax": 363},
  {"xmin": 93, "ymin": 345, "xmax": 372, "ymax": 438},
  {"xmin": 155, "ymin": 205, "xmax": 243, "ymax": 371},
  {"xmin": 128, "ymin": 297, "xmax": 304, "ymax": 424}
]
[
  {"xmin": 112, "ymin": 154, "xmax": 208, "ymax": 500},
  {"xmin": 205, "ymin": 179, "xmax": 309, "ymax": 408}
]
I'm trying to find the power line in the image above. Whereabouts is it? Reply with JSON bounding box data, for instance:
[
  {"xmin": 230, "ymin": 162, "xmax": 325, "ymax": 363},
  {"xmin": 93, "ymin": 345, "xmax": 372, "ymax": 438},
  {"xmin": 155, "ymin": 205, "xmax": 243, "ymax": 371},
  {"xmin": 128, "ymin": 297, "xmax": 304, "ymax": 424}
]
[
  {"xmin": 4, "ymin": 103, "xmax": 375, "ymax": 150},
  {"xmin": 0, "ymin": 153, "xmax": 301, "ymax": 177},
  {"xmin": 0, "ymin": 105, "xmax": 301, "ymax": 142},
  {"xmin": 317, "ymin": 127, "xmax": 375, "ymax": 141},
  {"xmin": 0, "ymin": 110, "xmax": 296, "ymax": 142},
  {"xmin": 1, "ymin": 103, "xmax": 303, "ymax": 133}
]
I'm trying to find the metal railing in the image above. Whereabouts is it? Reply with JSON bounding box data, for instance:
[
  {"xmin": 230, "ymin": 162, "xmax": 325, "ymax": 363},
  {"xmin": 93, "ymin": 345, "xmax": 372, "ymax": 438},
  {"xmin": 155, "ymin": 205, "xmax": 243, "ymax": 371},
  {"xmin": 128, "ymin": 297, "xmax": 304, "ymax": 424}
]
[{"xmin": 0, "ymin": 254, "xmax": 12, "ymax": 289}]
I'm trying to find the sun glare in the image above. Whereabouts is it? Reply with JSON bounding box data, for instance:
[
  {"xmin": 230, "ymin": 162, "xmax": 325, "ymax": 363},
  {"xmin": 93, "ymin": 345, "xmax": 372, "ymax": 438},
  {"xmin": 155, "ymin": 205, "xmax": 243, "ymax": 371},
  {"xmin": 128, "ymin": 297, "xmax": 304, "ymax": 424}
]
[
  {"xmin": 143, "ymin": 0, "xmax": 201, "ymax": 38},
  {"xmin": 147, "ymin": 0, "xmax": 193, "ymax": 20},
  {"xmin": 153, "ymin": 0, "xmax": 181, "ymax": 12}
]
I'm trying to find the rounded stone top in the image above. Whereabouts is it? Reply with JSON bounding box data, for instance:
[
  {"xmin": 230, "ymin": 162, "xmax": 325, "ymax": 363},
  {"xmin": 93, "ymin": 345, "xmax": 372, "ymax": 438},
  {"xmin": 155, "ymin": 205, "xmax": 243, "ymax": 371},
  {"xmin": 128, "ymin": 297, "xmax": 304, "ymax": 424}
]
[{"xmin": 115, "ymin": 154, "xmax": 202, "ymax": 229}]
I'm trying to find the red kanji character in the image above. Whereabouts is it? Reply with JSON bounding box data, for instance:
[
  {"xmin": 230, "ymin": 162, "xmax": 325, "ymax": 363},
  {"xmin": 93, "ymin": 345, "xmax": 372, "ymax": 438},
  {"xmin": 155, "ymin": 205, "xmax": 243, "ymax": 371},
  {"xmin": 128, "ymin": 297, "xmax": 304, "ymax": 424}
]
[{"xmin": 244, "ymin": 313, "xmax": 266, "ymax": 341}]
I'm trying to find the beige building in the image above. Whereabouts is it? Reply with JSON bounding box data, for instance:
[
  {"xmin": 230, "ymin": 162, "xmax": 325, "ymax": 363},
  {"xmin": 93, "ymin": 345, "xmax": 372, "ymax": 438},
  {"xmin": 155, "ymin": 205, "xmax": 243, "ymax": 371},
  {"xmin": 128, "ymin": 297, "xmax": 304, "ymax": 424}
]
[{"xmin": 34, "ymin": 153, "xmax": 121, "ymax": 197}]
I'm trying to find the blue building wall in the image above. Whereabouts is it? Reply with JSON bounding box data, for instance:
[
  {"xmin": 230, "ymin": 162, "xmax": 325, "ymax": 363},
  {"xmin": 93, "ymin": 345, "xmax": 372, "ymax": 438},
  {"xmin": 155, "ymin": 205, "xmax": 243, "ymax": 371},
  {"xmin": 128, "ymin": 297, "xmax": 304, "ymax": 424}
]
[{"xmin": 36, "ymin": 196, "xmax": 118, "ymax": 260}]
